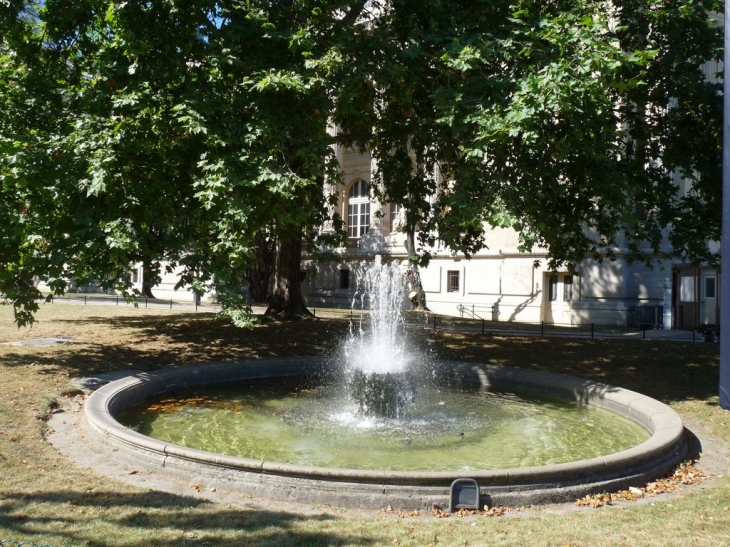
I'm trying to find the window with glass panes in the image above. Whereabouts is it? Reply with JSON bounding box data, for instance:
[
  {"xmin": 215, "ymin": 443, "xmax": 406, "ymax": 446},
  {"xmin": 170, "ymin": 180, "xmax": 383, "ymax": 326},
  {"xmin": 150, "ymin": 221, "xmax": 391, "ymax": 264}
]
[
  {"xmin": 447, "ymin": 270, "xmax": 460, "ymax": 293},
  {"xmin": 549, "ymin": 275, "xmax": 559, "ymax": 301},
  {"xmin": 389, "ymin": 203, "xmax": 403, "ymax": 232},
  {"xmin": 563, "ymin": 275, "xmax": 573, "ymax": 301},
  {"xmin": 347, "ymin": 180, "xmax": 370, "ymax": 240}
]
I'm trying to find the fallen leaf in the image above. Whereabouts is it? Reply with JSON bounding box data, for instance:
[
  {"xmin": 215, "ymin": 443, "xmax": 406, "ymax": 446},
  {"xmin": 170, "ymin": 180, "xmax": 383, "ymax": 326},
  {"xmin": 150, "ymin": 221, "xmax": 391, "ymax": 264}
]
[
  {"xmin": 575, "ymin": 460, "xmax": 705, "ymax": 508},
  {"xmin": 483, "ymin": 506, "xmax": 507, "ymax": 517}
]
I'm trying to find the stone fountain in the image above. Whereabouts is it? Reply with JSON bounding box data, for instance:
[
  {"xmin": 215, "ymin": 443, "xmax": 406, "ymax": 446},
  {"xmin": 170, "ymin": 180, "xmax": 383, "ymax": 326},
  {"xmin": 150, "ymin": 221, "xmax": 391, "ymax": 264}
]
[{"xmin": 80, "ymin": 254, "xmax": 688, "ymax": 510}]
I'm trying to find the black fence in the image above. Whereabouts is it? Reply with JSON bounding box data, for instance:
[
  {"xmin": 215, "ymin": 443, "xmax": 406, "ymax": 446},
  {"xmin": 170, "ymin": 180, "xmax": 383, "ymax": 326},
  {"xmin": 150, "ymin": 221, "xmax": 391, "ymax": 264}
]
[
  {"xmin": 627, "ymin": 304, "xmax": 664, "ymax": 329},
  {"xmin": 425, "ymin": 315, "xmax": 702, "ymax": 342},
  {"xmin": 309, "ymin": 310, "xmax": 704, "ymax": 342},
  {"xmin": 310, "ymin": 307, "xmax": 371, "ymax": 319},
  {"xmin": 28, "ymin": 296, "xmax": 712, "ymax": 342},
  {"xmin": 44, "ymin": 294, "xmax": 220, "ymax": 312}
]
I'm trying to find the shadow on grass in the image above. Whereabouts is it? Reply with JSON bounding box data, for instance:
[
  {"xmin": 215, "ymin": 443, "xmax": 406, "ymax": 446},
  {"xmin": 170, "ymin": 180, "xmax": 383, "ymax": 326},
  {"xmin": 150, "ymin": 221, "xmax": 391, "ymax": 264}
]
[
  {"xmin": 0, "ymin": 489, "xmax": 372, "ymax": 547},
  {"xmin": 0, "ymin": 312, "xmax": 721, "ymax": 405},
  {"xmin": 0, "ymin": 314, "xmax": 350, "ymax": 379},
  {"xmin": 431, "ymin": 333, "xmax": 720, "ymax": 405}
]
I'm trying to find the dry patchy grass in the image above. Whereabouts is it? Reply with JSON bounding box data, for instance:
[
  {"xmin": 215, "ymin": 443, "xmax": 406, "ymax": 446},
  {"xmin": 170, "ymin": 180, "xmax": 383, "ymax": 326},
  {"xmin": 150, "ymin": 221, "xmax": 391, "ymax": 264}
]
[{"xmin": 0, "ymin": 303, "xmax": 729, "ymax": 547}]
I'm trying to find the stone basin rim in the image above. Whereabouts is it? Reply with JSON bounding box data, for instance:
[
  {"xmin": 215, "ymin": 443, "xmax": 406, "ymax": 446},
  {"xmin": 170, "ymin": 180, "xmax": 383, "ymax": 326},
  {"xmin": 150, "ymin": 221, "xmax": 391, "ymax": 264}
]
[{"xmin": 83, "ymin": 357, "xmax": 687, "ymax": 508}]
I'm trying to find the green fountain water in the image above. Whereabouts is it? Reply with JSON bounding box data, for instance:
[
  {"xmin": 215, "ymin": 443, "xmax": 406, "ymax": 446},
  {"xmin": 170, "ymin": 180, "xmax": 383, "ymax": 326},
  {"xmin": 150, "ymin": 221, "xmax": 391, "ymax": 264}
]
[{"xmin": 117, "ymin": 376, "xmax": 648, "ymax": 471}]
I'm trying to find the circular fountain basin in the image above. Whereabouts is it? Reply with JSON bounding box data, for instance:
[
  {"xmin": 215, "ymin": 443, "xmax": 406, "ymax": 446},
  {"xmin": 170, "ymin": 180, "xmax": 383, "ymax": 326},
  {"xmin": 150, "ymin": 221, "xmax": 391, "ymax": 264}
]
[{"xmin": 84, "ymin": 357, "xmax": 686, "ymax": 509}]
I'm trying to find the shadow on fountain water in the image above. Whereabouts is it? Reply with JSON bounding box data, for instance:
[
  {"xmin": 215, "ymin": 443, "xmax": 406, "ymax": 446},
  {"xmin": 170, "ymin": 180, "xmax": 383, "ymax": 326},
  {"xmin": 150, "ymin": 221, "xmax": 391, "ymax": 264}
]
[{"xmin": 431, "ymin": 360, "xmax": 623, "ymax": 405}]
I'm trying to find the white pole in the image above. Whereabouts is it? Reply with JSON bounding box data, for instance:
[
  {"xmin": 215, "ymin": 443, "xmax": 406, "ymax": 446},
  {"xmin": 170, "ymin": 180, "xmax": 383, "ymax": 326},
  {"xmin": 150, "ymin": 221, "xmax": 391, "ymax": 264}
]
[{"xmin": 720, "ymin": 2, "xmax": 730, "ymax": 410}]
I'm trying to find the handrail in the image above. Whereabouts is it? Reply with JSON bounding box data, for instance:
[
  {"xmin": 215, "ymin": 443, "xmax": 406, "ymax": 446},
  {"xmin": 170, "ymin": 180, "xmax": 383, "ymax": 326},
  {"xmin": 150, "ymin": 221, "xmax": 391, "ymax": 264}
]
[{"xmin": 456, "ymin": 303, "xmax": 500, "ymax": 320}]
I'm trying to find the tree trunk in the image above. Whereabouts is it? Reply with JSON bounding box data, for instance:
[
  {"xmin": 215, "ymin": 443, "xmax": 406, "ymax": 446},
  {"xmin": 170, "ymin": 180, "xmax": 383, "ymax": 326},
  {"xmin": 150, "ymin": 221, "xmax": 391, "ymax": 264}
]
[
  {"xmin": 265, "ymin": 234, "xmax": 313, "ymax": 319},
  {"xmin": 244, "ymin": 230, "xmax": 276, "ymax": 303},
  {"xmin": 141, "ymin": 255, "xmax": 156, "ymax": 299},
  {"xmin": 247, "ymin": 273, "xmax": 269, "ymax": 304},
  {"xmin": 404, "ymin": 227, "xmax": 429, "ymax": 311}
]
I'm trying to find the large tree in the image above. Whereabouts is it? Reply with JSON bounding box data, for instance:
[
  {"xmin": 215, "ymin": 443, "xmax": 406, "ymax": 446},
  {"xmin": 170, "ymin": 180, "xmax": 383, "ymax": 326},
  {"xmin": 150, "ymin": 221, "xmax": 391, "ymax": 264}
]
[
  {"xmin": 334, "ymin": 0, "xmax": 722, "ymax": 272},
  {"xmin": 2, "ymin": 1, "xmax": 223, "ymax": 324},
  {"xmin": 1, "ymin": 0, "xmax": 358, "ymax": 325},
  {"xmin": 1, "ymin": 0, "xmax": 722, "ymax": 327}
]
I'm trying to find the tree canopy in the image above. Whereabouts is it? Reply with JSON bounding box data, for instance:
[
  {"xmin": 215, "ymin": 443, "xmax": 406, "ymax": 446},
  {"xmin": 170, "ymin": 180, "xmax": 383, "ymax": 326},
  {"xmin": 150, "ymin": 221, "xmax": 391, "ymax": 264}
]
[
  {"xmin": 0, "ymin": 0, "xmax": 723, "ymax": 326},
  {"xmin": 334, "ymin": 0, "xmax": 723, "ymax": 269},
  {"xmin": 2, "ymin": 0, "xmax": 357, "ymax": 324}
]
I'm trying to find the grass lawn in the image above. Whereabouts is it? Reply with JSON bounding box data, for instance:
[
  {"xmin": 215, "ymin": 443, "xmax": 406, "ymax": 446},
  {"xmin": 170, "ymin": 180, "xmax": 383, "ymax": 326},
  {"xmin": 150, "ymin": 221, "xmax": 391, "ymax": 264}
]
[{"xmin": 0, "ymin": 303, "xmax": 728, "ymax": 547}]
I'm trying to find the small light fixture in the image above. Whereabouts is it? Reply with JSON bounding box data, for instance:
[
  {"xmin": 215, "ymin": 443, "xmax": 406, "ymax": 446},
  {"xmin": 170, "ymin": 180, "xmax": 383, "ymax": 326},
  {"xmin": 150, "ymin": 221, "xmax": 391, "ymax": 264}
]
[{"xmin": 449, "ymin": 478, "xmax": 480, "ymax": 512}]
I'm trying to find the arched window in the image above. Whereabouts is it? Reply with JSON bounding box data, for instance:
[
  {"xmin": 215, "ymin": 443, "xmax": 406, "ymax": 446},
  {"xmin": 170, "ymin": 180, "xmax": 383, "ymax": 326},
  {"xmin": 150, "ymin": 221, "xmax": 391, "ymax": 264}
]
[
  {"xmin": 389, "ymin": 203, "xmax": 403, "ymax": 233},
  {"xmin": 347, "ymin": 180, "xmax": 370, "ymax": 242}
]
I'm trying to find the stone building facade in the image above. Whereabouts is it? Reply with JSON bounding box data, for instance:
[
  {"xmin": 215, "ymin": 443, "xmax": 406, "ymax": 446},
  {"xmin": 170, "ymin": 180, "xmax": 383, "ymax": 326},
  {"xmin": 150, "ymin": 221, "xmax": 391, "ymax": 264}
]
[{"xmin": 302, "ymin": 145, "xmax": 718, "ymax": 329}]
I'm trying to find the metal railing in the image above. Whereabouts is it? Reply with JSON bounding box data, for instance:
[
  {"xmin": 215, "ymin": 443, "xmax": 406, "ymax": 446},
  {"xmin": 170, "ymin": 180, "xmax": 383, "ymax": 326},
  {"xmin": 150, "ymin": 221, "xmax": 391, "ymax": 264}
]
[
  {"xmin": 44, "ymin": 294, "xmax": 221, "ymax": 312},
  {"xmin": 24, "ymin": 296, "xmax": 712, "ymax": 342},
  {"xmin": 427, "ymin": 315, "xmax": 702, "ymax": 342},
  {"xmin": 627, "ymin": 305, "xmax": 664, "ymax": 329},
  {"xmin": 456, "ymin": 303, "xmax": 500, "ymax": 321}
]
